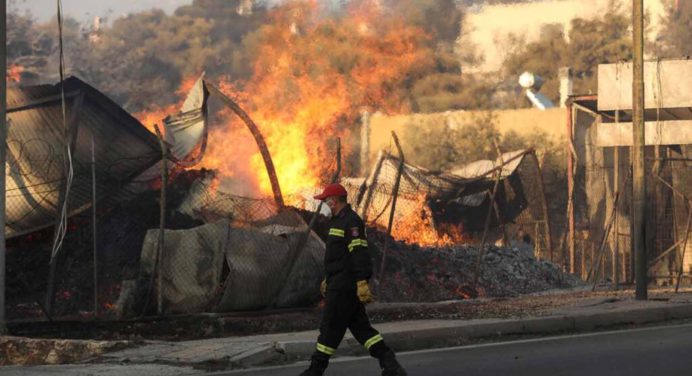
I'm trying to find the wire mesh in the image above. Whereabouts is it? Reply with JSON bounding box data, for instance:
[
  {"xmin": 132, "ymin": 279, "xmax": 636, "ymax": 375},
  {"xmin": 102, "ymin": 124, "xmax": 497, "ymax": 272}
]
[
  {"xmin": 5, "ymin": 167, "xmax": 327, "ymax": 321},
  {"xmin": 356, "ymin": 149, "xmax": 552, "ymax": 252},
  {"xmin": 572, "ymin": 108, "xmax": 692, "ymax": 286}
]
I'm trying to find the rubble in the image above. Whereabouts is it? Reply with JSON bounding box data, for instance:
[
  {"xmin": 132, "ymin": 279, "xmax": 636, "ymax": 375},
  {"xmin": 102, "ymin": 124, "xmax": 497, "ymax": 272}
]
[{"xmin": 367, "ymin": 227, "xmax": 582, "ymax": 302}]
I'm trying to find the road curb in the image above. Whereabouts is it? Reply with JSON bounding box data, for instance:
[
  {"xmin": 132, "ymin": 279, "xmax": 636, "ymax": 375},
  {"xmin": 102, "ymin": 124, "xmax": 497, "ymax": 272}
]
[{"xmin": 242, "ymin": 303, "xmax": 692, "ymax": 366}]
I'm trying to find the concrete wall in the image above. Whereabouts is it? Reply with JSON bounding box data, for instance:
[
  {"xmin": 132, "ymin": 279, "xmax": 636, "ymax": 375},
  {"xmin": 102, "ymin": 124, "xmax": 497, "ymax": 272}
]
[
  {"xmin": 463, "ymin": 0, "xmax": 666, "ymax": 72},
  {"xmin": 366, "ymin": 107, "xmax": 566, "ymax": 163}
]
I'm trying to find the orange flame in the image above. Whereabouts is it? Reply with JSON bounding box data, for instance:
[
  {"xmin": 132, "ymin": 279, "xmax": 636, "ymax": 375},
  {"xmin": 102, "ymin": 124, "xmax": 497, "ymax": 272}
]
[
  {"xmin": 195, "ymin": 1, "xmax": 432, "ymax": 202},
  {"xmin": 390, "ymin": 194, "xmax": 457, "ymax": 247},
  {"xmin": 133, "ymin": 1, "xmax": 452, "ymax": 249},
  {"xmin": 6, "ymin": 64, "xmax": 23, "ymax": 84},
  {"xmin": 134, "ymin": 76, "xmax": 199, "ymax": 135}
]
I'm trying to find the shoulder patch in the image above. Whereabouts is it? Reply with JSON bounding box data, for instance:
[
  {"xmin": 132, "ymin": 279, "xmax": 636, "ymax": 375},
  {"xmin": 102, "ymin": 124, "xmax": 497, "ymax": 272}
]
[{"xmin": 350, "ymin": 227, "xmax": 360, "ymax": 237}]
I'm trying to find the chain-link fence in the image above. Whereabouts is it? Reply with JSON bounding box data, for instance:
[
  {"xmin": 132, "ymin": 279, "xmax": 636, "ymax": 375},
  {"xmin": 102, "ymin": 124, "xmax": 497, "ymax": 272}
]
[
  {"xmin": 5, "ymin": 126, "xmax": 559, "ymax": 323},
  {"xmin": 132, "ymin": 178, "xmax": 325, "ymax": 317},
  {"xmin": 351, "ymin": 140, "xmax": 553, "ymax": 257},
  {"xmin": 6, "ymin": 165, "xmax": 329, "ymax": 321},
  {"xmin": 5, "ymin": 151, "xmax": 161, "ymax": 321}
]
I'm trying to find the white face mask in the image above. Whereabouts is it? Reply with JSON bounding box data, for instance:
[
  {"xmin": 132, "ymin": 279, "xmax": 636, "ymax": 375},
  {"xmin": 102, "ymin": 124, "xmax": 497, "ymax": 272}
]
[{"xmin": 324, "ymin": 198, "xmax": 336, "ymax": 217}]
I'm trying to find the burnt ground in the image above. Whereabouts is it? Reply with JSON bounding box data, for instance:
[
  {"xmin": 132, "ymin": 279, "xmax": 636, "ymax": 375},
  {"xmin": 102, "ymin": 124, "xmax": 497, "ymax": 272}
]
[{"xmin": 297, "ymin": 208, "xmax": 582, "ymax": 302}]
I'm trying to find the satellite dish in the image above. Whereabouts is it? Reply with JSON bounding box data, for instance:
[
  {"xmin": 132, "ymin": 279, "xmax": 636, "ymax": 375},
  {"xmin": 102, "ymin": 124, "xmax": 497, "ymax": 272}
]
[
  {"xmin": 518, "ymin": 72, "xmax": 554, "ymax": 109},
  {"xmin": 518, "ymin": 71, "xmax": 545, "ymax": 91}
]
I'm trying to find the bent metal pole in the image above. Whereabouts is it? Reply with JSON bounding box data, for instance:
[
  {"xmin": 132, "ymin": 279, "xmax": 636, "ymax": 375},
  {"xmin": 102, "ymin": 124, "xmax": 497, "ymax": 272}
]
[{"xmin": 205, "ymin": 82, "xmax": 285, "ymax": 210}]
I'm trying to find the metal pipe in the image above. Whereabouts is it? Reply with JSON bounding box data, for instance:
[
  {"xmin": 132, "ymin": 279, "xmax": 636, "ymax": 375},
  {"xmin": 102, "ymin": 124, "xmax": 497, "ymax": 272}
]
[
  {"xmin": 377, "ymin": 131, "xmax": 404, "ymax": 298},
  {"xmin": 205, "ymin": 82, "xmax": 284, "ymax": 209},
  {"xmin": 91, "ymin": 135, "xmax": 98, "ymax": 316}
]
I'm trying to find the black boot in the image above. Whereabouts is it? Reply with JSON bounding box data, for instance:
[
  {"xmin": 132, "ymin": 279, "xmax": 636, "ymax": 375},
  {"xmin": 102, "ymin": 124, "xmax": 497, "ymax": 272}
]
[
  {"xmin": 379, "ymin": 350, "xmax": 407, "ymax": 376},
  {"xmin": 299, "ymin": 354, "xmax": 329, "ymax": 376}
]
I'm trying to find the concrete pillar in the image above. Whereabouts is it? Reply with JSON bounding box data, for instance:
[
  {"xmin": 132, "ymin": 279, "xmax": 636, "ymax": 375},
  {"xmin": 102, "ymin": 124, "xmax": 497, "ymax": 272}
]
[{"xmin": 559, "ymin": 67, "xmax": 573, "ymax": 108}]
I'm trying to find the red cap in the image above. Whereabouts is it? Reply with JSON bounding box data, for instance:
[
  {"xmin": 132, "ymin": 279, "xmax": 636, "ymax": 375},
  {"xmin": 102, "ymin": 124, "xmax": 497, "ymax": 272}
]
[{"xmin": 314, "ymin": 183, "xmax": 348, "ymax": 200}]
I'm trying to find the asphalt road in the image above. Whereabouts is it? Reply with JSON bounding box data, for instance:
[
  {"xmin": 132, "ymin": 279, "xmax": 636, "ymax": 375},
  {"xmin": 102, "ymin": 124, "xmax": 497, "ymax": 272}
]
[{"xmin": 220, "ymin": 323, "xmax": 692, "ymax": 376}]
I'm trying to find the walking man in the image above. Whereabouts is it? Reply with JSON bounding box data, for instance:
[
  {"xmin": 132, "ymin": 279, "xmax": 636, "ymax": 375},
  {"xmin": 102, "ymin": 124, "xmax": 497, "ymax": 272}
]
[{"xmin": 300, "ymin": 183, "xmax": 407, "ymax": 376}]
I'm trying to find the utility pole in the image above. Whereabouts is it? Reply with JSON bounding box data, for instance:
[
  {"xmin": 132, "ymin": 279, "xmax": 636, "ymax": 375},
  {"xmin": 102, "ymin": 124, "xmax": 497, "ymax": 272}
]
[
  {"xmin": 632, "ymin": 0, "xmax": 647, "ymax": 300},
  {"xmin": 1, "ymin": 0, "xmax": 8, "ymax": 332}
]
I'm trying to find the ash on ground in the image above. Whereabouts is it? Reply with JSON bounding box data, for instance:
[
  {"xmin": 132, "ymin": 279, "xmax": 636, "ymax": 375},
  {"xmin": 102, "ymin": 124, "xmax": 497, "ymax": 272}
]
[{"xmin": 367, "ymin": 228, "xmax": 582, "ymax": 302}]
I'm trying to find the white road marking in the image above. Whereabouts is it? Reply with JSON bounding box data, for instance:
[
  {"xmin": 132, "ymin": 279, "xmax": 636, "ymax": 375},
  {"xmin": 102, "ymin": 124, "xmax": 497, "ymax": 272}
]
[{"xmin": 208, "ymin": 321, "xmax": 692, "ymax": 375}]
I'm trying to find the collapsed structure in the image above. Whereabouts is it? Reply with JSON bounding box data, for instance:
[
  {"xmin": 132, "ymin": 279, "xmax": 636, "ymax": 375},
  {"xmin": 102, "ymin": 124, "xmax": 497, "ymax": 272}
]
[
  {"xmin": 6, "ymin": 75, "xmax": 572, "ymax": 321},
  {"xmin": 5, "ymin": 77, "xmax": 162, "ymax": 238},
  {"xmin": 344, "ymin": 148, "xmax": 553, "ymax": 259}
]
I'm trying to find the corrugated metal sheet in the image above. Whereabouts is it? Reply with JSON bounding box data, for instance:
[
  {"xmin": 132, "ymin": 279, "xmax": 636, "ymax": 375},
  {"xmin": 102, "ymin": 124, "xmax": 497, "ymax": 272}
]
[{"xmin": 6, "ymin": 77, "xmax": 161, "ymax": 238}]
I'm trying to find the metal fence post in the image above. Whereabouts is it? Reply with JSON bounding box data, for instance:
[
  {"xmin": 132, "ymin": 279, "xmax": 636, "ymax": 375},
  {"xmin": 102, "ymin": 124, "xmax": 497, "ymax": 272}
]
[
  {"xmin": 377, "ymin": 131, "xmax": 404, "ymax": 298},
  {"xmin": 206, "ymin": 82, "xmax": 284, "ymax": 210},
  {"xmin": 0, "ymin": 0, "xmax": 8, "ymax": 333},
  {"xmin": 473, "ymin": 137, "xmax": 504, "ymax": 288},
  {"xmin": 155, "ymin": 125, "xmax": 167, "ymax": 315},
  {"xmin": 91, "ymin": 135, "xmax": 99, "ymax": 315}
]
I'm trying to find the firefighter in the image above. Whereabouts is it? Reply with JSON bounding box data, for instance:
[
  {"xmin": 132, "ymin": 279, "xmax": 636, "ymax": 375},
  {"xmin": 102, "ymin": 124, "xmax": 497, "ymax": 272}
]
[{"xmin": 299, "ymin": 183, "xmax": 407, "ymax": 376}]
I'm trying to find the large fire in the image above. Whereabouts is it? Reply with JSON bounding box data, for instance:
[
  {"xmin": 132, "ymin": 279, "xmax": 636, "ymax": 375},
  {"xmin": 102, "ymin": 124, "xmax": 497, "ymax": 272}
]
[
  {"xmin": 135, "ymin": 1, "xmax": 458, "ymax": 245},
  {"xmin": 196, "ymin": 1, "xmax": 431, "ymax": 200}
]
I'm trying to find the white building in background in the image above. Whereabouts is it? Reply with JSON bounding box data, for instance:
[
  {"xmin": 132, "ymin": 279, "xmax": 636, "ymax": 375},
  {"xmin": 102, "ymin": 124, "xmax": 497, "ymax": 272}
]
[
  {"xmin": 236, "ymin": 0, "xmax": 254, "ymax": 16},
  {"xmin": 462, "ymin": 0, "xmax": 667, "ymax": 72}
]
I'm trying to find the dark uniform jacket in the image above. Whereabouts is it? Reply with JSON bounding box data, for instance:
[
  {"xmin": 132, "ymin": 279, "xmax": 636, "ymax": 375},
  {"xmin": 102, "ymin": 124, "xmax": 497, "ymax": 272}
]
[{"xmin": 324, "ymin": 204, "xmax": 372, "ymax": 292}]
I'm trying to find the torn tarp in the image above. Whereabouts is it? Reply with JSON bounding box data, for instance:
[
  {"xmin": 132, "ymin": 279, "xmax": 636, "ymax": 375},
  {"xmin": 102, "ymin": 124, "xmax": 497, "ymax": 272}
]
[
  {"xmin": 135, "ymin": 213, "xmax": 324, "ymax": 315},
  {"xmin": 5, "ymin": 75, "xmax": 211, "ymax": 239},
  {"xmin": 163, "ymin": 74, "xmax": 209, "ymax": 166}
]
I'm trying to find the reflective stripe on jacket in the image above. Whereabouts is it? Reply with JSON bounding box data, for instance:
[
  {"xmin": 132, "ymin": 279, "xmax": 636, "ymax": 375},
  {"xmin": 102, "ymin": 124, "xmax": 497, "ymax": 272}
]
[{"xmin": 324, "ymin": 204, "xmax": 372, "ymax": 290}]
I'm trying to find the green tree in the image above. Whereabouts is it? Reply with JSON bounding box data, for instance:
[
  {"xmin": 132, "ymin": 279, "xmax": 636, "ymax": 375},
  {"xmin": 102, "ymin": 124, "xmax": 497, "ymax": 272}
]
[
  {"xmin": 6, "ymin": 10, "xmax": 57, "ymax": 83},
  {"xmin": 501, "ymin": 4, "xmax": 632, "ymax": 106},
  {"xmin": 6, "ymin": 1, "xmax": 268, "ymax": 112},
  {"xmin": 655, "ymin": 0, "xmax": 692, "ymax": 57}
]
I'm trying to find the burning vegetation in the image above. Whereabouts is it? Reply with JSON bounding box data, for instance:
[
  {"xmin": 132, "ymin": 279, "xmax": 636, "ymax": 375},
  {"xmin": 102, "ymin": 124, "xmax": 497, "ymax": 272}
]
[{"xmin": 134, "ymin": 1, "xmax": 443, "ymax": 203}]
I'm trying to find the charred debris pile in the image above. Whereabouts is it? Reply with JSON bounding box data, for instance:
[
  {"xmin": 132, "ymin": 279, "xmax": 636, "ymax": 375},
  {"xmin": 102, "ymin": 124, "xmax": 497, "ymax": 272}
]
[
  {"xmin": 299, "ymin": 209, "xmax": 581, "ymax": 303},
  {"xmin": 9, "ymin": 166, "xmax": 578, "ymax": 320}
]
